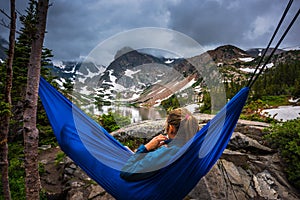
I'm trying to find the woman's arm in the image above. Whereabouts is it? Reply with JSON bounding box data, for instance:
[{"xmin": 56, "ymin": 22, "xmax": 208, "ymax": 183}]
[{"xmin": 120, "ymin": 144, "xmax": 179, "ymax": 181}]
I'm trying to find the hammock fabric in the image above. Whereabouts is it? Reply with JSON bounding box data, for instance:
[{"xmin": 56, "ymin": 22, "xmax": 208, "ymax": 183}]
[{"xmin": 39, "ymin": 77, "xmax": 249, "ymax": 200}]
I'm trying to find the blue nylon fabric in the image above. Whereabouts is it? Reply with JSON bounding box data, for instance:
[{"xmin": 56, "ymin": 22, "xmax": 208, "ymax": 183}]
[{"xmin": 39, "ymin": 77, "xmax": 249, "ymax": 199}]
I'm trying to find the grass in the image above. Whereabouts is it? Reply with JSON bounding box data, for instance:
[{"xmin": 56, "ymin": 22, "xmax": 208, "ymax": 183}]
[
  {"xmin": 260, "ymin": 95, "xmax": 290, "ymax": 107},
  {"xmin": 240, "ymin": 95, "xmax": 291, "ymax": 123}
]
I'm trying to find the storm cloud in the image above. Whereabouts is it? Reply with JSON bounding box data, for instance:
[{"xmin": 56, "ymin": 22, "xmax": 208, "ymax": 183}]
[
  {"xmin": 168, "ymin": 0, "xmax": 300, "ymax": 49},
  {"xmin": 0, "ymin": 0, "xmax": 299, "ymax": 61}
]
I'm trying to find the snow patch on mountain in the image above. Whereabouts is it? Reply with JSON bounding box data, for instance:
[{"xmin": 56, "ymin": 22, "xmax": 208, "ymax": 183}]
[
  {"xmin": 240, "ymin": 63, "xmax": 274, "ymax": 73},
  {"xmin": 153, "ymin": 93, "xmax": 174, "ymax": 107},
  {"xmin": 239, "ymin": 57, "xmax": 254, "ymax": 62},
  {"xmin": 178, "ymin": 78, "xmax": 197, "ymax": 92},
  {"xmin": 85, "ymin": 67, "xmax": 104, "ymax": 79},
  {"xmin": 165, "ymin": 59, "xmax": 174, "ymax": 64},
  {"xmin": 124, "ymin": 69, "xmax": 141, "ymax": 78},
  {"xmin": 239, "ymin": 67, "xmax": 256, "ymax": 73},
  {"xmin": 54, "ymin": 78, "xmax": 67, "ymax": 88},
  {"xmin": 52, "ymin": 60, "xmax": 65, "ymax": 69},
  {"xmin": 77, "ymin": 76, "xmax": 86, "ymax": 84}
]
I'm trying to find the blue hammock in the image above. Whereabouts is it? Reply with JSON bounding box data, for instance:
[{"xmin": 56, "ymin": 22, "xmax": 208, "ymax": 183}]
[{"xmin": 39, "ymin": 77, "xmax": 249, "ymax": 199}]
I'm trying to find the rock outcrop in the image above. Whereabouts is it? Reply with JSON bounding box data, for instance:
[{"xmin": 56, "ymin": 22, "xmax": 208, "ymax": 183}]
[{"xmin": 40, "ymin": 114, "xmax": 300, "ymax": 199}]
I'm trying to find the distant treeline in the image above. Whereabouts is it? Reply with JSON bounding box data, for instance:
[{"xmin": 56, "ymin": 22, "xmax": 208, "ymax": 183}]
[
  {"xmin": 251, "ymin": 60, "xmax": 300, "ymax": 99},
  {"xmin": 225, "ymin": 60, "xmax": 300, "ymax": 100}
]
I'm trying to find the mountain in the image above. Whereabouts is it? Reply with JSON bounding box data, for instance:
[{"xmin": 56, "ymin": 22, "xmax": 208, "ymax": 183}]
[
  {"xmin": 47, "ymin": 45, "xmax": 255, "ymax": 109},
  {"xmin": 271, "ymin": 49, "xmax": 300, "ymax": 63},
  {"xmin": 207, "ymin": 45, "xmax": 252, "ymax": 64},
  {"xmin": 60, "ymin": 45, "xmax": 257, "ymax": 110},
  {"xmin": 246, "ymin": 48, "xmax": 285, "ymax": 57},
  {"xmin": 93, "ymin": 48, "xmax": 199, "ymax": 107},
  {"xmin": 46, "ymin": 60, "xmax": 105, "ymax": 89},
  {"xmin": 47, "ymin": 44, "xmax": 300, "ymax": 112}
]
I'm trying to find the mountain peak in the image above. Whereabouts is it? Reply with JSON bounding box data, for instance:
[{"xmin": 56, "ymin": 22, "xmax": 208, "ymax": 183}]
[
  {"xmin": 207, "ymin": 44, "xmax": 250, "ymax": 62},
  {"xmin": 215, "ymin": 44, "xmax": 246, "ymax": 52},
  {"xmin": 114, "ymin": 46, "xmax": 135, "ymax": 60}
]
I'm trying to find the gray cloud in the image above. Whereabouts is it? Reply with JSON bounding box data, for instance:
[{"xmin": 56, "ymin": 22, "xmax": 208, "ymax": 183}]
[
  {"xmin": 44, "ymin": 0, "xmax": 174, "ymax": 60},
  {"xmin": 0, "ymin": 0, "xmax": 299, "ymax": 61},
  {"xmin": 168, "ymin": 0, "xmax": 300, "ymax": 50}
]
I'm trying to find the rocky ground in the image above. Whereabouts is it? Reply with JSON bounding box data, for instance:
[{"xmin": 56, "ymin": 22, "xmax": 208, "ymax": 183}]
[{"xmin": 39, "ymin": 114, "xmax": 300, "ymax": 200}]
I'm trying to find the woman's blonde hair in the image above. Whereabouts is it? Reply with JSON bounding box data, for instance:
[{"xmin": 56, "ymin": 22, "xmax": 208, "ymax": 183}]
[{"xmin": 166, "ymin": 108, "xmax": 199, "ymax": 143}]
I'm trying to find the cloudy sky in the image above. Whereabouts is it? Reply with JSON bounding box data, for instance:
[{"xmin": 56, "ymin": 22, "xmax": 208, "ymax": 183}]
[{"xmin": 0, "ymin": 0, "xmax": 299, "ymax": 61}]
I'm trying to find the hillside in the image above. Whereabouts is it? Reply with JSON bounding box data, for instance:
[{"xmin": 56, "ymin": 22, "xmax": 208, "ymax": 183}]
[
  {"xmin": 95, "ymin": 48, "xmax": 199, "ymax": 107},
  {"xmin": 207, "ymin": 44, "xmax": 251, "ymax": 64},
  {"xmin": 43, "ymin": 44, "xmax": 300, "ymax": 115},
  {"xmin": 246, "ymin": 47, "xmax": 285, "ymax": 57}
]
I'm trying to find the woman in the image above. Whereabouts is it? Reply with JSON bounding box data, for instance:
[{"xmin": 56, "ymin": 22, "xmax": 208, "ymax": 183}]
[{"xmin": 120, "ymin": 108, "xmax": 199, "ymax": 181}]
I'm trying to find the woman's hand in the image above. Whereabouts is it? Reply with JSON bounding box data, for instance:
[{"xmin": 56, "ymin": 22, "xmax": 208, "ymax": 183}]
[{"xmin": 145, "ymin": 134, "xmax": 168, "ymax": 151}]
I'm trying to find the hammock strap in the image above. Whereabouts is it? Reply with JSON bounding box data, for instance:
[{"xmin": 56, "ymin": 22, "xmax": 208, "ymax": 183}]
[
  {"xmin": 246, "ymin": 0, "xmax": 293, "ymax": 87},
  {"xmin": 247, "ymin": 1, "xmax": 300, "ymax": 88}
]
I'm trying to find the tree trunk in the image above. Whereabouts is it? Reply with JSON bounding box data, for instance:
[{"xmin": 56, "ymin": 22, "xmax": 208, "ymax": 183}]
[
  {"xmin": 23, "ymin": 0, "xmax": 49, "ymax": 199},
  {"xmin": 0, "ymin": 0, "xmax": 16, "ymax": 199}
]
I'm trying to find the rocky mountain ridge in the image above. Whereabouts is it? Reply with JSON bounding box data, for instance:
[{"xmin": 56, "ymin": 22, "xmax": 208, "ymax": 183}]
[
  {"xmin": 207, "ymin": 45, "xmax": 251, "ymax": 64},
  {"xmin": 46, "ymin": 45, "xmax": 251, "ymax": 110},
  {"xmin": 2, "ymin": 38, "xmax": 299, "ymax": 112},
  {"xmin": 246, "ymin": 47, "xmax": 285, "ymax": 58},
  {"xmin": 42, "ymin": 44, "xmax": 300, "ymax": 115}
]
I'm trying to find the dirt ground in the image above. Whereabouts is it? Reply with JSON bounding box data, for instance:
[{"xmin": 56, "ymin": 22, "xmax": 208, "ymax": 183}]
[{"xmin": 39, "ymin": 146, "xmax": 65, "ymax": 196}]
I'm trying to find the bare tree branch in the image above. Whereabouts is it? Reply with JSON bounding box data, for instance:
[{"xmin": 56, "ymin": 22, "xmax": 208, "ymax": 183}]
[
  {"xmin": 1, "ymin": 15, "xmax": 23, "ymax": 35},
  {"xmin": 0, "ymin": 18, "xmax": 10, "ymax": 28},
  {"xmin": 0, "ymin": 20, "xmax": 22, "ymax": 35},
  {"xmin": 0, "ymin": 9, "xmax": 11, "ymax": 20},
  {"xmin": 0, "ymin": 8, "xmax": 22, "ymax": 34},
  {"xmin": 16, "ymin": 9, "xmax": 22, "ymax": 17}
]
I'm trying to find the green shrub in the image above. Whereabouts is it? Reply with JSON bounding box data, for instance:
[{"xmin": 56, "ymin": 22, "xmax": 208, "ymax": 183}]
[
  {"xmin": 121, "ymin": 137, "xmax": 146, "ymax": 150},
  {"xmin": 264, "ymin": 119, "xmax": 300, "ymax": 189},
  {"xmin": 160, "ymin": 94, "xmax": 180, "ymax": 112},
  {"xmin": 38, "ymin": 124, "xmax": 57, "ymax": 147},
  {"xmin": 0, "ymin": 143, "xmax": 26, "ymax": 200},
  {"xmin": 199, "ymin": 90, "xmax": 211, "ymax": 114},
  {"xmin": 240, "ymin": 99, "xmax": 277, "ymax": 123},
  {"xmin": 55, "ymin": 152, "xmax": 66, "ymax": 165},
  {"xmin": 98, "ymin": 111, "xmax": 131, "ymax": 132}
]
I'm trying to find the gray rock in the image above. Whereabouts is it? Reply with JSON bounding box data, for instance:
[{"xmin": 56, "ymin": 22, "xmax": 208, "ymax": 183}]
[
  {"xmin": 68, "ymin": 190, "xmax": 84, "ymax": 200},
  {"xmin": 112, "ymin": 119, "xmax": 165, "ymax": 139},
  {"xmin": 64, "ymin": 167, "xmax": 74, "ymax": 175},
  {"xmin": 228, "ymin": 132, "xmax": 274, "ymax": 153},
  {"xmin": 38, "ymin": 144, "xmax": 52, "ymax": 151},
  {"xmin": 88, "ymin": 185, "xmax": 106, "ymax": 199}
]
